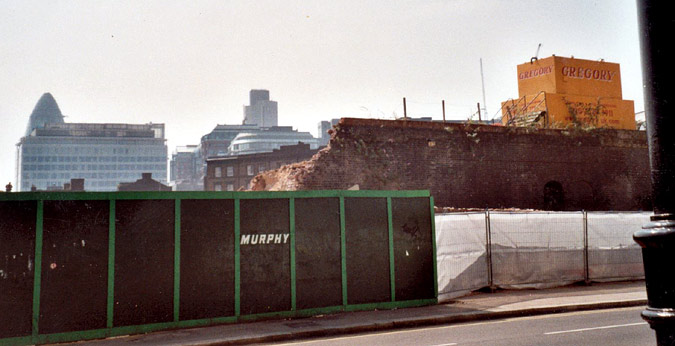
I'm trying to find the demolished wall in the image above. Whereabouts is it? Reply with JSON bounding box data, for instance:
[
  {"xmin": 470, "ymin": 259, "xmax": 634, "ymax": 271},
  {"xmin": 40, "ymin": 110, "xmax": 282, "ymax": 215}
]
[{"xmin": 251, "ymin": 118, "xmax": 651, "ymax": 211}]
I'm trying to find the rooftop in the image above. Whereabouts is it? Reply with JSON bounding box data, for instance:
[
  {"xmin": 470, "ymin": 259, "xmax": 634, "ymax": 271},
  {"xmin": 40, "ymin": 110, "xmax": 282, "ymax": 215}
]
[
  {"xmin": 29, "ymin": 123, "xmax": 165, "ymax": 139},
  {"xmin": 25, "ymin": 92, "xmax": 64, "ymax": 137}
]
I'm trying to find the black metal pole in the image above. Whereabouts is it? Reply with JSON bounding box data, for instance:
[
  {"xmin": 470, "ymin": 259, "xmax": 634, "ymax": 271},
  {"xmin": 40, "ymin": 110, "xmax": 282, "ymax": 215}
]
[
  {"xmin": 403, "ymin": 97, "xmax": 407, "ymax": 120},
  {"xmin": 442, "ymin": 100, "xmax": 446, "ymax": 123},
  {"xmin": 634, "ymin": 1, "xmax": 675, "ymax": 344}
]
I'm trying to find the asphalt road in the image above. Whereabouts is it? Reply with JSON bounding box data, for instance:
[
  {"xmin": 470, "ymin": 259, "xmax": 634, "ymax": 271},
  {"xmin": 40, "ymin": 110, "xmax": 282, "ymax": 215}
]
[{"xmin": 270, "ymin": 306, "xmax": 652, "ymax": 346}]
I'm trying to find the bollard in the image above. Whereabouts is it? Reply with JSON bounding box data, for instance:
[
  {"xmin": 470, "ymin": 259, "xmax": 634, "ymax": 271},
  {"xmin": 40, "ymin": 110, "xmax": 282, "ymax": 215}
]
[{"xmin": 634, "ymin": 0, "xmax": 675, "ymax": 344}]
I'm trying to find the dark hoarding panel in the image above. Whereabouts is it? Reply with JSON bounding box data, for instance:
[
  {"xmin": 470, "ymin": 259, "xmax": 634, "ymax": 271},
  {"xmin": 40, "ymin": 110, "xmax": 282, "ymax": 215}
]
[
  {"xmin": 0, "ymin": 190, "xmax": 434, "ymax": 346},
  {"xmin": 39, "ymin": 200, "xmax": 109, "ymax": 334},
  {"xmin": 114, "ymin": 200, "xmax": 174, "ymax": 327},
  {"xmin": 180, "ymin": 199, "xmax": 235, "ymax": 320},
  {"xmin": 344, "ymin": 198, "xmax": 390, "ymax": 305},
  {"xmin": 294, "ymin": 198, "xmax": 342, "ymax": 310},
  {"xmin": 0, "ymin": 201, "xmax": 36, "ymax": 339},
  {"xmin": 392, "ymin": 198, "xmax": 435, "ymax": 301},
  {"xmin": 239, "ymin": 199, "xmax": 290, "ymax": 315}
]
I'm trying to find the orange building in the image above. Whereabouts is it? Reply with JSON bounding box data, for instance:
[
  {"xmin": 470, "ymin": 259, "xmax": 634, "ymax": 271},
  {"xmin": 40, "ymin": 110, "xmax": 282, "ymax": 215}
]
[{"xmin": 501, "ymin": 56, "xmax": 635, "ymax": 129}]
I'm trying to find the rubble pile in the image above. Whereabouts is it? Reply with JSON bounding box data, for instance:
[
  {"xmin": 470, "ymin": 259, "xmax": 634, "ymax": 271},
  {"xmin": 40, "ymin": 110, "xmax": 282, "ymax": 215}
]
[
  {"xmin": 250, "ymin": 161, "xmax": 306, "ymax": 191},
  {"xmin": 250, "ymin": 146, "xmax": 329, "ymax": 191}
]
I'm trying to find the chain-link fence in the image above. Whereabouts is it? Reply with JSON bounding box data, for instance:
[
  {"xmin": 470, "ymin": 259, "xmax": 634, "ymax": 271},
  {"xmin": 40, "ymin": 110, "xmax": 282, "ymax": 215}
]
[{"xmin": 437, "ymin": 211, "xmax": 649, "ymax": 302}]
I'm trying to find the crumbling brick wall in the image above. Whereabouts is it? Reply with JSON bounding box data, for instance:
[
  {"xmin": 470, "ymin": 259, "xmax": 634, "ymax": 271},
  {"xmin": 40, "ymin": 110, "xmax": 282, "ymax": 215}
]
[{"xmin": 251, "ymin": 118, "xmax": 651, "ymax": 211}]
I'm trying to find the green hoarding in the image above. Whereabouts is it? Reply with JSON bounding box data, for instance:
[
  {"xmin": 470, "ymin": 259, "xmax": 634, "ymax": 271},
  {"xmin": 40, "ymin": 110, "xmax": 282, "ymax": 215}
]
[{"xmin": 0, "ymin": 190, "xmax": 437, "ymax": 346}]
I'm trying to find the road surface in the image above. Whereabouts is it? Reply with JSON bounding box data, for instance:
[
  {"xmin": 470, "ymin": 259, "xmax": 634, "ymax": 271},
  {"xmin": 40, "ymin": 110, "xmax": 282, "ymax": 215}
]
[{"xmin": 271, "ymin": 306, "xmax": 652, "ymax": 346}]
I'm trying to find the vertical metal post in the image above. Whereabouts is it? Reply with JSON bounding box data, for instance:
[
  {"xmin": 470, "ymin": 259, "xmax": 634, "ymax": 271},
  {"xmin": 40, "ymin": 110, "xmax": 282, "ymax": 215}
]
[
  {"xmin": 387, "ymin": 197, "xmax": 396, "ymax": 302},
  {"xmin": 173, "ymin": 199, "xmax": 181, "ymax": 322},
  {"xmin": 106, "ymin": 200, "xmax": 116, "ymax": 329},
  {"xmin": 339, "ymin": 197, "xmax": 348, "ymax": 307},
  {"xmin": 583, "ymin": 211, "xmax": 590, "ymax": 284},
  {"xmin": 477, "ymin": 103, "xmax": 482, "ymax": 122},
  {"xmin": 485, "ymin": 210, "xmax": 494, "ymax": 289},
  {"xmin": 289, "ymin": 198, "xmax": 296, "ymax": 311},
  {"xmin": 31, "ymin": 200, "xmax": 44, "ymax": 339},
  {"xmin": 480, "ymin": 58, "xmax": 488, "ymax": 117},
  {"xmin": 430, "ymin": 197, "xmax": 438, "ymax": 299},
  {"xmin": 634, "ymin": 1, "xmax": 675, "ymax": 344},
  {"xmin": 234, "ymin": 199, "xmax": 241, "ymax": 317},
  {"xmin": 403, "ymin": 97, "xmax": 407, "ymax": 120},
  {"xmin": 442, "ymin": 100, "xmax": 446, "ymax": 123}
]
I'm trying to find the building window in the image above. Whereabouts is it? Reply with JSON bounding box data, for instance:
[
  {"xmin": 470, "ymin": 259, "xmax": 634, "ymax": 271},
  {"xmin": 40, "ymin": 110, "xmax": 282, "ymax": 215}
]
[
  {"xmin": 226, "ymin": 184, "xmax": 234, "ymax": 191},
  {"xmin": 259, "ymin": 165, "xmax": 265, "ymax": 173},
  {"xmin": 214, "ymin": 183, "xmax": 222, "ymax": 191},
  {"xmin": 227, "ymin": 166, "xmax": 234, "ymax": 177},
  {"xmin": 215, "ymin": 166, "xmax": 222, "ymax": 178},
  {"xmin": 247, "ymin": 165, "xmax": 254, "ymax": 176}
]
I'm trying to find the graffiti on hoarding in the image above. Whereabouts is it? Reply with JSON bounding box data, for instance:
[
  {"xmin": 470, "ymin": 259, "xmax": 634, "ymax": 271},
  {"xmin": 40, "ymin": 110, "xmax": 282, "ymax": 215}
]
[{"xmin": 563, "ymin": 100, "xmax": 621, "ymax": 127}]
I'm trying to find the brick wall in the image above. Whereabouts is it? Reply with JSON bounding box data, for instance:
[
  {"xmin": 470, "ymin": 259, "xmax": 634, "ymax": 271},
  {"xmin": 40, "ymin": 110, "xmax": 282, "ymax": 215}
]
[{"xmin": 253, "ymin": 118, "xmax": 651, "ymax": 211}]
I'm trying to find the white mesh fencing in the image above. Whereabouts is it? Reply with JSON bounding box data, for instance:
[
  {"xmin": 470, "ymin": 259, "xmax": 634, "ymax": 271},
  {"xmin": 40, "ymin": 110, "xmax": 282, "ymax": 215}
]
[
  {"xmin": 435, "ymin": 211, "xmax": 648, "ymax": 301},
  {"xmin": 489, "ymin": 212, "xmax": 585, "ymax": 288},
  {"xmin": 587, "ymin": 212, "xmax": 649, "ymax": 281},
  {"xmin": 436, "ymin": 213, "xmax": 488, "ymax": 301}
]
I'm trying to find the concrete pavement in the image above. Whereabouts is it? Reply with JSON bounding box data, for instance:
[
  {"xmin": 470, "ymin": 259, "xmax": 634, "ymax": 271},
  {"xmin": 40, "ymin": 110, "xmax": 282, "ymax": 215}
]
[{"xmin": 65, "ymin": 280, "xmax": 647, "ymax": 346}]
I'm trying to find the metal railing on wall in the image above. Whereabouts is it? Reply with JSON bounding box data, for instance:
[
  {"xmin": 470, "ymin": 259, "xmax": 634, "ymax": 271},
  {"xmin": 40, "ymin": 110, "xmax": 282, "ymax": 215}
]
[
  {"xmin": 436, "ymin": 211, "xmax": 648, "ymax": 301},
  {"xmin": 0, "ymin": 190, "xmax": 437, "ymax": 346}
]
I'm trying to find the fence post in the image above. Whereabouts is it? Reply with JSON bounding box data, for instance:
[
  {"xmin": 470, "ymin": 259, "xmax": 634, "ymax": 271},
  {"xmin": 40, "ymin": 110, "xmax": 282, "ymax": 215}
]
[
  {"xmin": 583, "ymin": 211, "xmax": 590, "ymax": 284},
  {"xmin": 31, "ymin": 200, "xmax": 44, "ymax": 340},
  {"xmin": 485, "ymin": 210, "xmax": 494, "ymax": 290},
  {"xmin": 106, "ymin": 200, "xmax": 116, "ymax": 329},
  {"xmin": 289, "ymin": 198, "xmax": 297, "ymax": 311},
  {"xmin": 173, "ymin": 199, "xmax": 181, "ymax": 322},
  {"xmin": 386, "ymin": 197, "xmax": 396, "ymax": 302},
  {"xmin": 339, "ymin": 196, "xmax": 348, "ymax": 307},
  {"xmin": 234, "ymin": 198, "xmax": 241, "ymax": 317}
]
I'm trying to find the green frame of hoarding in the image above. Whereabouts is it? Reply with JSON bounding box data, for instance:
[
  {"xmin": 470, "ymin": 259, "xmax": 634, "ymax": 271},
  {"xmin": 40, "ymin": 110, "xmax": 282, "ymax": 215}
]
[{"xmin": 0, "ymin": 190, "xmax": 437, "ymax": 346}]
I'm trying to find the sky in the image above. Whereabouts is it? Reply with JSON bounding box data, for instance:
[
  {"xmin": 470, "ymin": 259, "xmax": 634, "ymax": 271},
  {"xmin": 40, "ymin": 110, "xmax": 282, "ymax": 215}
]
[{"xmin": 0, "ymin": 0, "xmax": 644, "ymax": 186}]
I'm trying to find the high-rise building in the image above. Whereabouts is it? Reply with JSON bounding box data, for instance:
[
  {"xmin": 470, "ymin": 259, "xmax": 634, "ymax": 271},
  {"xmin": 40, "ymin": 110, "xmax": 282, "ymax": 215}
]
[
  {"xmin": 188, "ymin": 124, "xmax": 259, "ymax": 189},
  {"xmin": 24, "ymin": 93, "xmax": 65, "ymax": 137},
  {"xmin": 199, "ymin": 124, "xmax": 259, "ymax": 158},
  {"xmin": 243, "ymin": 89, "xmax": 278, "ymax": 128},
  {"xmin": 170, "ymin": 145, "xmax": 201, "ymax": 191},
  {"xmin": 249, "ymin": 89, "xmax": 270, "ymax": 107},
  {"xmin": 16, "ymin": 93, "xmax": 168, "ymax": 191},
  {"xmin": 317, "ymin": 120, "xmax": 335, "ymax": 147},
  {"xmin": 168, "ymin": 89, "xmax": 323, "ymax": 190},
  {"xmin": 228, "ymin": 126, "xmax": 320, "ymax": 156}
]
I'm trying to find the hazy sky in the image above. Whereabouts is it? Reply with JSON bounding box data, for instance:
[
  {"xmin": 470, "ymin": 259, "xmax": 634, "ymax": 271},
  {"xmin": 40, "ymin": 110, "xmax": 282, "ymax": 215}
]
[{"xmin": 0, "ymin": 0, "xmax": 643, "ymax": 186}]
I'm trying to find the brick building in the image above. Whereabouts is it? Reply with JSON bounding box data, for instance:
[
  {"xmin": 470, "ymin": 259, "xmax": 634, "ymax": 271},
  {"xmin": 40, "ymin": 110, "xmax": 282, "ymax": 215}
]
[
  {"xmin": 170, "ymin": 145, "xmax": 201, "ymax": 191},
  {"xmin": 205, "ymin": 143, "xmax": 320, "ymax": 191},
  {"xmin": 251, "ymin": 118, "xmax": 651, "ymax": 211},
  {"xmin": 118, "ymin": 173, "xmax": 171, "ymax": 191}
]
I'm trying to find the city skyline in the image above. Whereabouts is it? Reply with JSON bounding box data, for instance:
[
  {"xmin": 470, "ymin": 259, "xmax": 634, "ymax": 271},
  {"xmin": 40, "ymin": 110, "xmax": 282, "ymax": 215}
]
[
  {"xmin": 16, "ymin": 96, "xmax": 168, "ymax": 191},
  {"xmin": 0, "ymin": 1, "xmax": 644, "ymax": 186}
]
